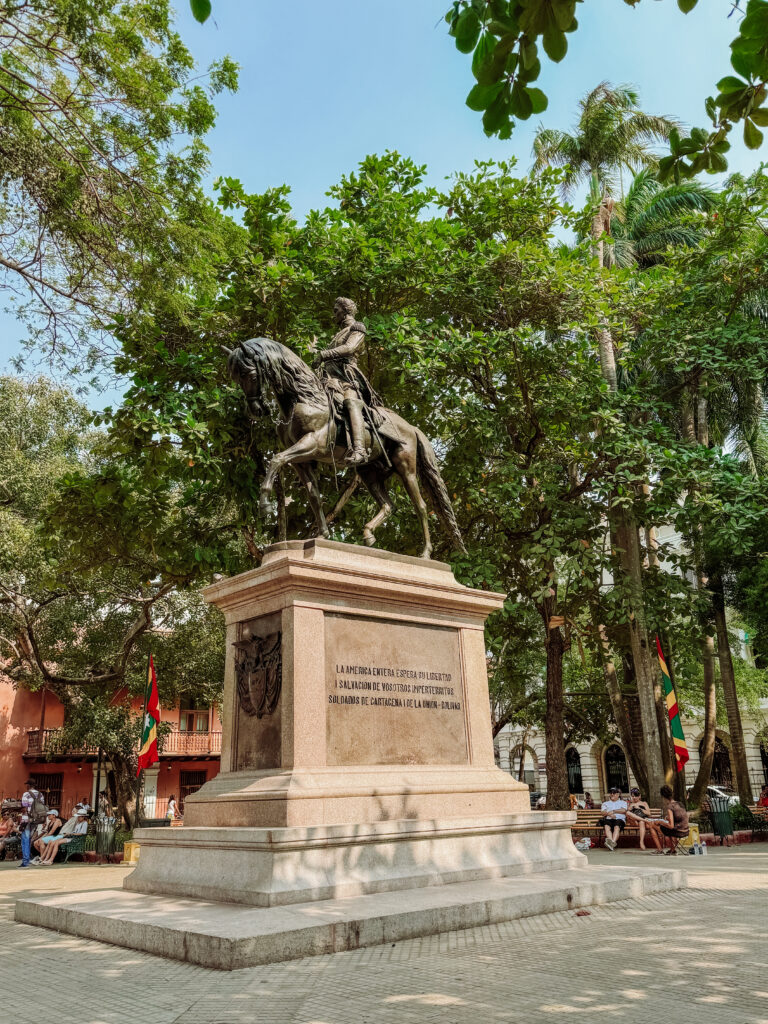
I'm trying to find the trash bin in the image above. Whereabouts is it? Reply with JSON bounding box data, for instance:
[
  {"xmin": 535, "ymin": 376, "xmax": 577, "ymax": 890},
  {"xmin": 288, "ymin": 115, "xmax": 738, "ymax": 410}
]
[
  {"xmin": 709, "ymin": 795, "xmax": 733, "ymax": 841},
  {"xmin": 94, "ymin": 815, "xmax": 117, "ymax": 856}
]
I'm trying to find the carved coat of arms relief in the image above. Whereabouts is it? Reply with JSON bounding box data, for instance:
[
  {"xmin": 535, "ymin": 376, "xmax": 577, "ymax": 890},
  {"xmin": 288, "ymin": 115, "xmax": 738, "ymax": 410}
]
[{"xmin": 233, "ymin": 628, "xmax": 282, "ymax": 718}]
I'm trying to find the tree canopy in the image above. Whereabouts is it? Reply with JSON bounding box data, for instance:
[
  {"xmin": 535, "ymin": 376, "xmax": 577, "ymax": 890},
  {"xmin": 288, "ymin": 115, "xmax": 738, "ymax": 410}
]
[
  {"xmin": 446, "ymin": 0, "xmax": 768, "ymax": 178},
  {"xmin": 0, "ymin": 0, "xmax": 237, "ymax": 370}
]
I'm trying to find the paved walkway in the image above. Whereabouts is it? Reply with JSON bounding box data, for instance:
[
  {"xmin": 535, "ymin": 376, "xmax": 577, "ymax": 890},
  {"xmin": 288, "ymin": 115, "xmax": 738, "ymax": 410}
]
[{"xmin": 2, "ymin": 847, "xmax": 767, "ymax": 1024}]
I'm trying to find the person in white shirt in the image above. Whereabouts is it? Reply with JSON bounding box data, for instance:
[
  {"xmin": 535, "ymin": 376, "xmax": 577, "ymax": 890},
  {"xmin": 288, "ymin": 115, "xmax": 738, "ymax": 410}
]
[{"xmin": 600, "ymin": 787, "xmax": 628, "ymax": 851}]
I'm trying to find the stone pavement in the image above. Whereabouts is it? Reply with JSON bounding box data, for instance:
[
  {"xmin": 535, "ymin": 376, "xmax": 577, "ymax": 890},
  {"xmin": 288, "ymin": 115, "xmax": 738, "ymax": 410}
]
[{"xmin": 2, "ymin": 847, "xmax": 767, "ymax": 1024}]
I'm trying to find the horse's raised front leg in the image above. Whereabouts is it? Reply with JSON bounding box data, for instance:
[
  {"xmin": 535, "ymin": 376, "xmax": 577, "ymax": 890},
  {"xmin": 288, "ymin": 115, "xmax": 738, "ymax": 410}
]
[
  {"xmin": 293, "ymin": 462, "xmax": 330, "ymax": 539},
  {"xmin": 356, "ymin": 465, "xmax": 393, "ymax": 548},
  {"xmin": 261, "ymin": 432, "xmax": 324, "ymax": 519}
]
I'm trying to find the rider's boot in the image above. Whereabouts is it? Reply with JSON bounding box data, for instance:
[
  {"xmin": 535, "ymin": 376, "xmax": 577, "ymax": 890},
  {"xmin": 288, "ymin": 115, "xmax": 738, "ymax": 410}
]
[{"xmin": 344, "ymin": 398, "xmax": 368, "ymax": 464}]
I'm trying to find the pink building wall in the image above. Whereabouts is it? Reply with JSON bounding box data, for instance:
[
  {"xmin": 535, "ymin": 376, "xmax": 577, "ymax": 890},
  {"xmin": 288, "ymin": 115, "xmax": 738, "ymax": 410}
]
[{"xmin": 0, "ymin": 673, "xmax": 221, "ymax": 815}]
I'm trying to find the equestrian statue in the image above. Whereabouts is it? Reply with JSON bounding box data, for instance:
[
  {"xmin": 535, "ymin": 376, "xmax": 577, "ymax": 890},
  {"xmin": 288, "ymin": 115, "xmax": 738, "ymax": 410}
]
[{"xmin": 223, "ymin": 297, "xmax": 465, "ymax": 559}]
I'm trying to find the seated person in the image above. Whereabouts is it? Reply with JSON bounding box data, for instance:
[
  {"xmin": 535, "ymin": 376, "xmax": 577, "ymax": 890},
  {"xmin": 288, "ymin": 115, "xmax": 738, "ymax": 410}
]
[
  {"xmin": 757, "ymin": 785, "xmax": 768, "ymax": 808},
  {"xmin": 0, "ymin": 810, "xmax": 18, "ymax": 858},
  {"xmin": 583, "ymin": 792, "xmax": 595, "ymax": 810},
  {"xmin": 625, "ymin": 788, "xmax": 652, "ymax": 849},
  {"xmin": 32, "ymin": 809, "xmax": 62, "ymax": 857},
  {"xmin": 35, "ymin": 812, "xmax": 89, "ymax": 865},
  {"xmin": 600, "ymin": 787, "xmax": 628, "ymax": 850},
  {"xmin": 646, "ymin": 785, "xmax": 689, "ymax": 855},
  {"xmin": 33, "ymin": 808, "xmax": 79, "ymax": 857}
]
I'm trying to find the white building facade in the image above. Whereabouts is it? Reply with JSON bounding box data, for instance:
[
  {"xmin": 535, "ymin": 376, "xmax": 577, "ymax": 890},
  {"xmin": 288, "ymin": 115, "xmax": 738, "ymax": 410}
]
[{"xmin": 495, "ymin": 701, "xmax": 768, "ymax": 800}]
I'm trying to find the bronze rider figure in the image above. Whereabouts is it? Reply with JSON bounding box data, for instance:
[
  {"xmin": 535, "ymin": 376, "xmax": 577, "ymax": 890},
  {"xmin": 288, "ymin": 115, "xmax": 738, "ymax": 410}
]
[{"xmin": 311, "ymin": 297, "xmax": 380, "ymax": 465}]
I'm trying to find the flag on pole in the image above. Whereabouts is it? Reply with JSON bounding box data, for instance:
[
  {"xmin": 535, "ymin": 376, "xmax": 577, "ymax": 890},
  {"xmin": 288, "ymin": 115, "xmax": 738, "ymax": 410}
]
[
  {"xmin": 136, "ymin": 655, "xmax": 160, "ymax": 776},
  {"xmin": 656, "ymin": 636, "xmax": 689, "ymax": 772}
]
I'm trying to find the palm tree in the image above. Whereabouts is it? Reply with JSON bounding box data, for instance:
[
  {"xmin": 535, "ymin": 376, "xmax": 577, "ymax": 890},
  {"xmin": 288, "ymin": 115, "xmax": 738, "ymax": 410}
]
[
  {"xmin": 532, "ymin": 84, "xmax": 679, "ymax": 800},
  {"xmin": 604, "ymin": 170, "xmax": 717, "ymax": 269},
  {"xmin": 533, "ymin": 84, "xmax": 677, "ymax": 393},
  {"xmin": 532, "ymin": 83, "xmax": 677, "ymax": 197}
]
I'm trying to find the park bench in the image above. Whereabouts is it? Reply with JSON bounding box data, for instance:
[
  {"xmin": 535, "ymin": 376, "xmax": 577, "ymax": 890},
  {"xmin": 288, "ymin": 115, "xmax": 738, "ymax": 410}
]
[
  {"xmin": 744, "ymin": 805, "xmax": 768, "ymax": 837},
  {"xmin": 60, "ymin": 834, "xmax": 87, "ymax": 863},
  {"xmin": 572, "ymin": 808, "xmax": 662, "ymax": 848}
]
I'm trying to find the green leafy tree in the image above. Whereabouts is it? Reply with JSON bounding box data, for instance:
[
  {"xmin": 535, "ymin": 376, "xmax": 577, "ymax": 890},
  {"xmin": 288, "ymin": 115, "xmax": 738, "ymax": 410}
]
[
  {"xmin": 446, "ymin": 0, "xmax": 768, "ymax": 177},
  {"xmin": 0, "ymin": 0, "xmax": 237, "ymax": 368},
  {"xmin": 0, "ymin": 375, "xmax": 229, "ymax": 825}
]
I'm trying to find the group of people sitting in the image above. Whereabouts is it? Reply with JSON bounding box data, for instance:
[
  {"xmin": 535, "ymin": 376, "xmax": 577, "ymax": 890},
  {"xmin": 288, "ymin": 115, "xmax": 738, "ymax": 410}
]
[
  {"xmin": 3, "ymin": 777, "xmax": 97, "ymax": 868},
  {"xmin": 26, "ymin": 805, "xmax": 90, "ymax": 865},
  {"xmin": 600, "ymin": 784, "xmax": 689, "ymax": 853}
]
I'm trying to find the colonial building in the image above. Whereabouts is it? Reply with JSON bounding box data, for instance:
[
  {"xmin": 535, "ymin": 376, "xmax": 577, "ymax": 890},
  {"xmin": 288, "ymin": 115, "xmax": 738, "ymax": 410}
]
[
  {"xmin": 495, "ymin": 700, "xmax": 768, "ymax": 799},
  {"xmin": 0, "ymin": 674, "xmax": 221, "ymax": 817}
]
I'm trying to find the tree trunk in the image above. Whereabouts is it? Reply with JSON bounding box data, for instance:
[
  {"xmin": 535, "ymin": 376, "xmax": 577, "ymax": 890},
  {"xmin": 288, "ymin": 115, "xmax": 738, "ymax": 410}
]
[
  {"xmin": 541, "ymin": 600, "xmax": 570, "ymax": 811},
  {"xmin": 711, "ymin": 571, "xmax": 753, "ymax": 803},
  {"xmin": 109, "ymin": 751, "xmax": 138, "ymax": 830},
  {"xmin": 591, "ymin": 199, "xmax": 618, "ymax": 392},
  {"xmin": 688, "ymin": 633, "xmax": 717, "ymax": 807},
  {"xmin": 592, "ymin": 617, "xmax": 649, "ymax": 796},
  {"xmin": 611, "ymin": 516, "xmax": 667, "ymax": 798},
  {"xmin": 517, "ymin": 729, "xmax": 528, "ymax": 782}
]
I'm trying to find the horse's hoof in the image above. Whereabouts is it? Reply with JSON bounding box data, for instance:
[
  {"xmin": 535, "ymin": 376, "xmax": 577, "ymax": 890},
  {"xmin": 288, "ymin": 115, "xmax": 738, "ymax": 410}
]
[
  {"xmin": 362, "ymin": 531, "xmax": 376, "ymax": 547},
  {"xmin": 259, "ymin": 494, "xmax": 275, "ymax": 519},
  {"xmin": 420, "ymin": 548, "xmax": 433, "ymax": 560}
]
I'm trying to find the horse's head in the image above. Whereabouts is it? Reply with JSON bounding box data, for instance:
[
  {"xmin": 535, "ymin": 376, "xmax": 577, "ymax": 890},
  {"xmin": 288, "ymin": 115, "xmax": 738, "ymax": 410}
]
[
  {"xmin": 223, "ymin": 337, "xmax": 325, "ymax": 422},
  {"xmin": 222, "ymin": 339, "xmax": 274, "ymax": 420}
]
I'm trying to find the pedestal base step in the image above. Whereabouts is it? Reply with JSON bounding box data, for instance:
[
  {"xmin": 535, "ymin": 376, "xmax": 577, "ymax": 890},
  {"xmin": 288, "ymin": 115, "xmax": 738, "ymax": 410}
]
[{"xmin": 15, "ymin": 864, "xmax": 685, "ymax": 971}]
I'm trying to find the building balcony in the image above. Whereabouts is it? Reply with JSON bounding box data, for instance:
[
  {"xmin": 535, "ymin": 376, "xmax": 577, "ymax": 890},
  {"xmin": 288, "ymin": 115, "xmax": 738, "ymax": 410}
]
[
  {"xmin": 24, "ymin": 727, "xmax": 222, "ymax": 761},
  {"xmin": 161, "ymin": 729, "xmax": 222, "ymax": 758}
]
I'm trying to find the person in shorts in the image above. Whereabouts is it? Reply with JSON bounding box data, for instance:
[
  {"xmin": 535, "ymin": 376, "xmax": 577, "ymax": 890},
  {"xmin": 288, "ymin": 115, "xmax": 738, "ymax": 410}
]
[
  {"xmin": 35, "ymin": 812, "xmax": 88, "ymax": 865},
  {"xmin": 625, "ymin": 788, "xmax": 652, "ymax": 849},
  {"xmin": 600, "ymin": 787, "xmax": 627, "ymax": 850},
  {"xmin": 647, "ymin": 785, "xmax": 689, "ymax": 855}
]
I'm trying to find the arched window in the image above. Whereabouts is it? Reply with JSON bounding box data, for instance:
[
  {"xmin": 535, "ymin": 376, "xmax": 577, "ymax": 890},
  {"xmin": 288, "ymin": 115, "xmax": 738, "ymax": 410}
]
[
  {"xmin": 700, "ymin": 736, "xmax": 733, "ymax": 790},
  {"xmin": 604, "ymin": 744, "xmax": 629, "ymax": 793},
  {"xmin": 566, "ymin": 747, "xmax": 583, "ymax": 794}
]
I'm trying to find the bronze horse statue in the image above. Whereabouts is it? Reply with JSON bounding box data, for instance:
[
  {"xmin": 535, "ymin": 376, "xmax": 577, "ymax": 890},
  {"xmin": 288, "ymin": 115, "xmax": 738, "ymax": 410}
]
[{"xmin": 223, "ymin": 338, "xmax": 465, "ymax": 559}]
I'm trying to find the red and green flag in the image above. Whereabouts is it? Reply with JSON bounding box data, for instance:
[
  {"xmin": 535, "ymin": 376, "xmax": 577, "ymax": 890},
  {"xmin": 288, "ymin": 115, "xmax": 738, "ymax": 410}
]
[
  {"xmin": 136, "ymin": 655, "xmax": 160, "ymax": 776},
  {"xmin": 656, "ymin": 636, "xmax": 689, "ymax": 772}
]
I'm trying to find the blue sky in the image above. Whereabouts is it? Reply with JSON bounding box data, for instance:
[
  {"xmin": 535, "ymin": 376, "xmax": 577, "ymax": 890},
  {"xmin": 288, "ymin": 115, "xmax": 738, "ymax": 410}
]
[{"xmin": 1, "ymin": 0, "xmax": 759, "ymax": 402}]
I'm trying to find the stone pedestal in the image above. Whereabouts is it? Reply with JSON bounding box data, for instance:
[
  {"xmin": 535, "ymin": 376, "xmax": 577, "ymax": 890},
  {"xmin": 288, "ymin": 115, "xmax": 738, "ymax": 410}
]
[
  {"xmin": 125, "ymin": 540, "xmax": 582, "ymax": 903},
  {"xmin": 18, "ymin": 540, "xmax": 687, "ymax": 968}
]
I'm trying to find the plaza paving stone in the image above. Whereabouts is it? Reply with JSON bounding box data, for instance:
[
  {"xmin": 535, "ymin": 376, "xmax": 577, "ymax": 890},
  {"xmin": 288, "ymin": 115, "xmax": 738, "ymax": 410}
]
[{"xmin": 1, "ymin": 846, "xmax": 766, "ymax": 1024}]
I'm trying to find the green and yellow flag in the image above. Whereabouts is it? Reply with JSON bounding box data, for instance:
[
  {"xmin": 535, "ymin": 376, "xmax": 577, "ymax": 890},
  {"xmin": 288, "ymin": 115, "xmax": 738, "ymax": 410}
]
[
  {"xmin": 136, "ymin": 655, "xmax": 160, "ymax": 776},
  {"xmin": 656, "ymin": 636, "xmax": 689, "ymax": 772}
]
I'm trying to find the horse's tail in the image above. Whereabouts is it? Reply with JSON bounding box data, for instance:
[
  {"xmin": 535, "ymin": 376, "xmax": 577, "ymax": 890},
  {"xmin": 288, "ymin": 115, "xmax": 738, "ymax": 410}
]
[{"xmin": 415, "ymin": 429, "xmax": 467, "ymax": 554}]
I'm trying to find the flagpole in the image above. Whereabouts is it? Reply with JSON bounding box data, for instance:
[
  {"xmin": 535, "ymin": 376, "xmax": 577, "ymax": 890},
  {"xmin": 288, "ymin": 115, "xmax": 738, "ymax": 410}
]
[{"xmin": 134, "ymin": 652, "xmax": 151, "ymax": 832}]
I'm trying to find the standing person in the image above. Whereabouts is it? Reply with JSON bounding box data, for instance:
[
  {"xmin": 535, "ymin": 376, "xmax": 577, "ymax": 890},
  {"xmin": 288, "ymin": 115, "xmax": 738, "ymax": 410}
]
[
  {"xmin": 600, "ymin": 787, "xmax": 628, "ymax": 851},
  {"xmin": 647, "ymin": 785, "xmax": 690, "ymax": 855},
  {"xmin": 166, "ymin": 794, "xmax": 180, "ymax": 821},
  {"xmin": 97, "ymin": 789, "xmax": 111, "ymax": 818},
  {"xmin": 583, "ymin": 792, "xmax": 595, "ymax": 809},
  {"xmin": 625, "ymin": 788, "xmax": 652, "ymax": 850},
  {"xmin": 18, "ymin": 778, "xmax": 47, "ymax": 868}
]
